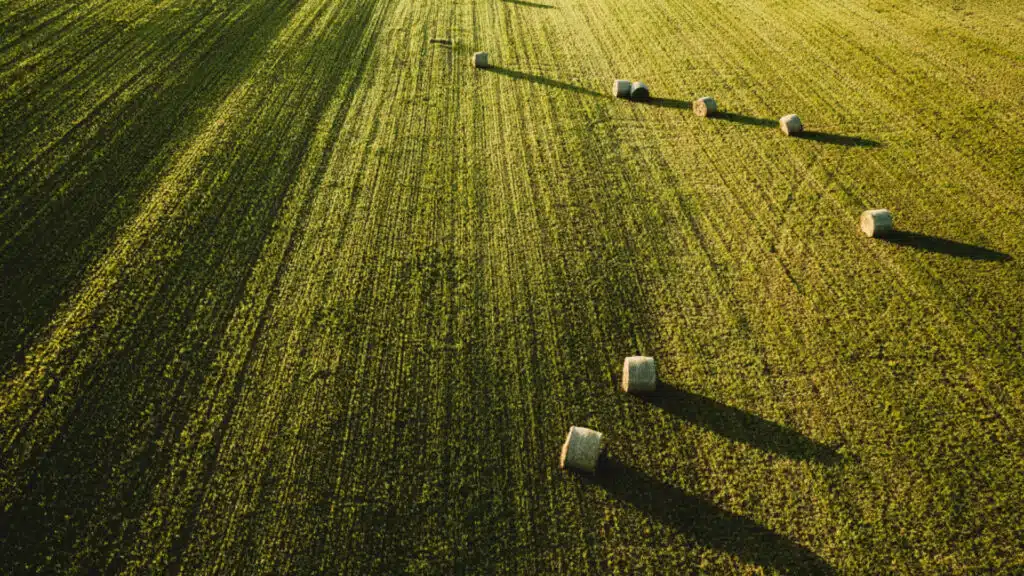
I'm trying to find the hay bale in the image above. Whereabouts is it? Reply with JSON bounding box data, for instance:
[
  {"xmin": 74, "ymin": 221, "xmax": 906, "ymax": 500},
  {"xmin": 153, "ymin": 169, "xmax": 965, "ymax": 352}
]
[
  {"xmin": 860, "ymin": 209, "xmax": 894, "ymax": 238},
  {"xmin": 693, "ymin": 96, "xmax": 717, "ymax": 117},
  {"xmin": 621, "ymin": 356, "xmax": 657, "ymax": 393},
  {"xmin": 779, "ymin": 114, "xmax": 803, "ymax": 136},
  {"xmin": 613, "ymin": 79, "xmax": 632, "ymax": 98},
  {"xmin": 630, "ymin": 81, "xmax": 650, "ymax": 101},
  {"xmin": 473, "ymin": 52, "xmax": 489, "ymax": 69},
  {"xmin": 559, "ymin": 426, "xmax": 602, "ymax": 472}
]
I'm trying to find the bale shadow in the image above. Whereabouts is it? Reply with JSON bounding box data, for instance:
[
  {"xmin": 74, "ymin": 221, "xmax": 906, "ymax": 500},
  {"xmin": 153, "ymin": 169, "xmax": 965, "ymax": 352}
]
[
  {"xmin": 714, "ymin": 112, "xmax": 778, "ymax": 128},
  {"xmin": 486, "ymin": 66, "xmax": 603, "ymax": 98},
  {"xmin": 643, "ymin": 385, "xmax": 842, "ymax": 465},
  {"xmin": 794, "ymin": 131, "xmax": 881, "ymax": 148},
  {"xmin": 584, "ymin": 456, "xmax": 836, "ymax": 575},
  {"xmin": 880, "ymin": 231, "xmax": 1012, "ymax": 262},
  {"xmin": 639, "ymin": 97, "xmax": 691, "ymax": 109},
  {"xmin": 502, "ymin": 0, "xmax": 555, "ymax": 7}
]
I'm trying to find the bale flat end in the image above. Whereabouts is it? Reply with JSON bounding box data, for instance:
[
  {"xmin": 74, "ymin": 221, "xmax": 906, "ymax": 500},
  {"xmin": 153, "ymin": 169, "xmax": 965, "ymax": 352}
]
[
  {"xmin": 780, "ymin": 114, "xmax": 803, "ymax": 136},
  {"xmin": 694, "ymin": 97, "xmax": 717, "ymax": 117},
  {"xmin": 558, "ymin": 438, "xmax": 570, "ymax": 469},
  {"xmin": 860, "ymin": 209, "xmax": 894, "ymax": 238}
]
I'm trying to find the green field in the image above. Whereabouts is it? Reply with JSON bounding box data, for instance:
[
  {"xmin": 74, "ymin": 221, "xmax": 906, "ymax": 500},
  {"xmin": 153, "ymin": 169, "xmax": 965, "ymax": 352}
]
[{"xmin": 2, "ymin": 0, "xmax": 1023, "ymax": 573}]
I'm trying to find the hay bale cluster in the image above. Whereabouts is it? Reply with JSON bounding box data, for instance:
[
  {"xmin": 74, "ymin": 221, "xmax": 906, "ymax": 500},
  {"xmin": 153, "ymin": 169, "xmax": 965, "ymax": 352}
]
[
  {"xmin": 560, "ymin": 426, "xmax": 602, "ymax": 472},
  {"xmin": 462, "ymin": 51, "xmax": 900, "ymax": 477},
  {"xmin": 612, "ymin": 79, "xmax": 650, "ymax": 101}
]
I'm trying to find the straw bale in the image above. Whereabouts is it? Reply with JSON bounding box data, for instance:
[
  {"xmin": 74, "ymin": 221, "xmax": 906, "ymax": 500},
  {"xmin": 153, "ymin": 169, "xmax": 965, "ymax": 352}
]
[
  {"xmin": 613, "ymin": 79, "xmax": 632, "ymax": 98},
  {"xmin": 693, "ymin": 96, "xmax": 717, "ymax": 117},
  {"xmin": 630, "ymin": 82, "xmax": 650, "ymax": 101},
  {"xmin": 779, "ymin": 114, "xmax": 803, "ymax": 135},
  {"xmin": 860, "ymin": 209, "xmax": 894, "ymax": 238},
  {"xmin": 559, "ymin": 426, "xmax": 602, "ymax": 472},
  {"xmin": 622, "ymin": 356, "xmax": 657, "ymax": 393}
]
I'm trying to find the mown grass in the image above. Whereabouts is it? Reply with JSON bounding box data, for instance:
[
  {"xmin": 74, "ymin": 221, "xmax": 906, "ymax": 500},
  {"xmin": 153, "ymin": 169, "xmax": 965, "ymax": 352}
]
[{"xmin": 1, "ymin": 0, "xmax": 1023, "ymax": 573}]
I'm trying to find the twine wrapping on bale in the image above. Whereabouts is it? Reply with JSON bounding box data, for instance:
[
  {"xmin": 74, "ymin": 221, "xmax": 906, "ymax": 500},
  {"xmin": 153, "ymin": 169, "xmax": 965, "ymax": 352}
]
[
  {"xmin": 613, "ymin": 79, "xmax": 632, "ymax": 98},
  {"xmin": 622, "ymin": 356, "xmax": 657, "ymax": 393},
  {"xmin": 860, "ymin": 209, "xmax": 894, "ymax": 238},
  {"xmin": 779, "ymin": 114, "xmax": 803, "ymax": 136},
  {"xmin": 560, "ymin": 426, "xmax": 602, "ymax": 472},
  {"xmin": 473, "ymin": 52, "xmax": 489, "ymax": 69},
  {"xmin": 693, "ymin": 97, "xmax": 717, "ymax": 117},
  {"xmin": 630, "ymin": 81, "xmax": 650, "ymax": 101}
]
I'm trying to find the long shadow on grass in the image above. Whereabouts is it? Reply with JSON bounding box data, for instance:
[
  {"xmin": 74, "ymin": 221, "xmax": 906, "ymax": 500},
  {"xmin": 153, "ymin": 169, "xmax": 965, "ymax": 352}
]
[
  {"xmin": 637, "ymin": 97, "xmax": 691, "ymax": 109},
  {"xmin": 0, "ymin": 0, "xmax": 306, "ymax": 564},
  {"xmin": 636, "ymin": 102, "xmax": 779, "ymax": 129},
  {"xmin": 0, "ymin": 0, "xmax": 383, "ymax": 570},
  {"xmin": 0, "ymin": 0, "xmax": 305, "ymax": 374},
  {"xmin": 794, "ymin": 130, "xmax": 881, "ymax": 148},
  {"xmin": 713, "ymin": 112, "xmax": 778, "ymax": 128},
  {"xmin": 880, "ymin": 231, "xmax": 1012, "ymax": 262},
  {"xmin": 486, "ymin": 66, "xmax": 603, "ymax": 98},
  {"xmin": 642, "ymin": 385, "xmax": 841, "ymax": 464},
  {"xmin": 502, "ymin": 0, "xmax": 555, "ymax": 7},
  {"xmin": 584, "ymin": 456, "xmax": 836, "ymax": 575}
]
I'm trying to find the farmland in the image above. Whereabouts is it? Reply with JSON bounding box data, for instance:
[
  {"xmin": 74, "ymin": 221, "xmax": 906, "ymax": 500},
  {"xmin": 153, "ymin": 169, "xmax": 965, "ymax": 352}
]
[{"xmin": 1, "ymin": 0, "xmax": 1023, "ymax": 572}]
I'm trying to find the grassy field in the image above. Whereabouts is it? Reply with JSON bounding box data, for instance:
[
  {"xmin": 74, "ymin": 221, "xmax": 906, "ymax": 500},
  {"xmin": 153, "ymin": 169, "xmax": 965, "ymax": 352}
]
[{"xmin": 2, "ymin": 0, "xmax": 1023, "ymax": 573}]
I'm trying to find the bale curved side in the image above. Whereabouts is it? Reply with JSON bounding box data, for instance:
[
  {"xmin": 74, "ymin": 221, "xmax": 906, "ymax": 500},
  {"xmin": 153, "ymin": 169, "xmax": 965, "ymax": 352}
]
[
  {"xmin": 560, "ymin": 426, "xmax": 602, "ymax": 472},
  {"xmin": 630, "ymin": 82, "xmax": 650, "ymax": 101},
  {"xmin": 780, "ymin": 114, "xmax": 803, "ymax": 135},
  {"xmin": 622, "ymin": 356, "xmax": 657, "ymax": 393}
]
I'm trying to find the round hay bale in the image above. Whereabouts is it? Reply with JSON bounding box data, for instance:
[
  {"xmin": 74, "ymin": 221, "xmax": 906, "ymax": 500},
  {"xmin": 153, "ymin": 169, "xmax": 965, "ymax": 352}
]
[
  {"xmin": 472, "ymin": 52, "xmax": 489, "ymax": 69},
  {"xmin": 693, "ymin": 96, "xmax": 717, "ymax": 117},
  {"xmin": 630, "ymin": 81, "xmax": 650, "ymax": 101},
  {"xmin": 860, "ymin": 209, "xmax": 894, "ymax": 238},
  {"xmin": 559, "ymin": 426, "xmax": 602, "ymax": 472},
  {"xmin": 613, "ymin": 79, "xmax": 632, "ymax": 98},
  {"xmin": 779, "ymin": 114, "xmax": 803, "ymax": 136},
  {"xmin": 621, "ymin": 356, "xmax": 657, "ymax": 393}
]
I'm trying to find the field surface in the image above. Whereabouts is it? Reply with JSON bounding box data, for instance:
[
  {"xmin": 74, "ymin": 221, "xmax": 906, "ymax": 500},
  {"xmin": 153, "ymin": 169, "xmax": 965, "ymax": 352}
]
[{"xmin": 2, "ymin": 0, "xmax": 1024, "ymax": 573}]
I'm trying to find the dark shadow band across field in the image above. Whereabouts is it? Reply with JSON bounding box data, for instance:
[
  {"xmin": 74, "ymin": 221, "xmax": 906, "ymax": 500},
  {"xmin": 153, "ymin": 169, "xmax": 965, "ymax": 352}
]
[
  {"xmin": 485, "ymin": 66, "xmax": 603, "ymax": 98},
  {"xmin": 0, "ymin": 0, "xmax": 388, "ymax": 571},
  {"xmin": 881, "ymin": 231, "xmax": 1012, "ymax": 261},
  {"xmin": 707, "ymin": 113, "xmax": 883, "ymax": 146},
  {"xmin": 625, "ymin": 105, "xmax": 778, "ymax": 126},
  {"xmin": 501, "ymin": 0, "xmax": 555, "ymax": 7},
  {"xmin": 584, "ymin": 456, "xmax": 836, "ymax": 575},
  {"xmin": 794, "ymin": 130, "xmax": 881, "ymax": 148},
  {"xmin": 714, "ymin": 112, "xmax": 778, "ymax": 128},
  {"xmin": 638, "ymin": 97, "xmax": 691, "ymax": 110},
  {"xmin": 643, "ymin": 385, "xmax": 842, "ymax": 464},
  {"xmin": 0, "ymin": 0, "xmax": 307, "ymax": 374}
]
